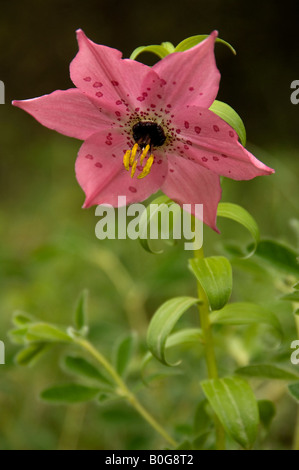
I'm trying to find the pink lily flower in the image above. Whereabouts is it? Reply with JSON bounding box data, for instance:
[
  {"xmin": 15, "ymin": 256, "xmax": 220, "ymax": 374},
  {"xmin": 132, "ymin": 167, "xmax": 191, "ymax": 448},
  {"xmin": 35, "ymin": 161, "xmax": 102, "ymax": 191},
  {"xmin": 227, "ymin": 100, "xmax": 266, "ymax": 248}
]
[{"xmin": 13, "ymin": 30, "xmax": 274, "ymax": 230}]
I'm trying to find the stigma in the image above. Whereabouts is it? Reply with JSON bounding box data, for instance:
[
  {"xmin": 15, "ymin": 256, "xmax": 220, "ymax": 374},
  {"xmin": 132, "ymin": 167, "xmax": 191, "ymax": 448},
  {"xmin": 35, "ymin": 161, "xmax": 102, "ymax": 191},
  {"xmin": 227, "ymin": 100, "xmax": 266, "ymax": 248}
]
[{"xmin": 123, "ymin": 121, "xmax": 166, "ymax": 179}]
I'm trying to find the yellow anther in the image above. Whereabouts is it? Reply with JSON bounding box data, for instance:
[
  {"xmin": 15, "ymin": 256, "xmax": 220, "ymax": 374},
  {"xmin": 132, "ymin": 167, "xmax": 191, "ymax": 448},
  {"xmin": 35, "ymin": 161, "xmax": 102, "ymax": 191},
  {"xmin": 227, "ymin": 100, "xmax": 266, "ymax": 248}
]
[
  {"xmin": 123, "ymin": 150, "xmax": 131, "ymax": 171},
  {"xmin": 130, "ymin": 143, "xmax": 139, "ymax": 166},
  {"xmin": 138, "ymin": 154, "xmax": 154, "ymax": 179},
  {"xmin": 131, "ymin": 160, "xmax": 138, "ymax": 178},
  {"xmin": 140, "ymin": 144, "xmax": 150, "ymax": 165}
]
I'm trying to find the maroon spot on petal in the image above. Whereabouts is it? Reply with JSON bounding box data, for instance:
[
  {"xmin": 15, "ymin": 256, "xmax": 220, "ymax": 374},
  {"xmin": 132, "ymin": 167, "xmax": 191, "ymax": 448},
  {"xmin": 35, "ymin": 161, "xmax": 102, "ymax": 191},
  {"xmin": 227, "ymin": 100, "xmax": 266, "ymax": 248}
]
[
  {"xmin": 112, "ymin": 154, "xmax": 116, "ymax": 158},
  {"xmin": 115, "ymin": 111, "xmax": 121, "ymax": 117},
  {"xmin": 170, "ymin": 168, "xmax": 174, "ymax": 173},
  {"xmin": 157, "ymin": 94, "xmax": 162, "ymax": 99},
  {"xmin": 186, "ymin": 140, "xmax": 192, "ymax": 146},
  {"xmin": 150, "ymin": 104, "xmax": 156, "ymax": 108},
  {"xmin": 184, "ymin": 145, "xmax": 189, "ymax": 150},
  {"xmin": 160, "ymin": 79, "xmax": 167, "ymax": 86},
  {"xmin": 157, "ymin": 159, "xmax": 163, "ymax": 164},
  {"xmin": 172, "ymin": 81, "xmax": 176, "ymax": 85},
  {"xmin": 135, "ymin": 107, "xmax": 140, "ymax": 112},
  {"xmin": 129, "ymin": 186, "xmax": 137, "ymax": 193},
  {"xmin": 229, "ymin": 130, "xmax": 234, "ymax": 138},
  {"xmin": 194, "ymin": 126, "xmax": 201, "ymax": 134},
  {"xmin": 137, "ymin": 165, "xmax": 143, "ymax": 171},
  {"xmin": 142, "ymin": 92, "xmax": 148, "ymax": 97},
  {"xmin": 189, "ymin": 86, "xmax": 194, "ymax": 91},
  {"xmin": 111, "ymin": 80, "xmax": 119, "ymax": 86},
  {"xmin": 199, "ymin": 92, "xmax": 203, "ymax": 96},
  {"xmin": 116, "ymin": 100, "xmax": 122, "ymax": 105},
  {"xmin": 176, "ymin": 129, "xmax": 181, "ymax": 134},
  {"xmin": 95, "ymin": 162, "xmax": 103, "ymax": 168},
  {"xmin": 93, "ymin": 82, "xmax": 103, "ymax": 88},
  {"xmin": 184, "ymin": 121, "xmax": 189, "ymax": 129},
  {"xmin": 105, "ymin": 141, "xmax": 112, "ymax": 146},
  {"xmin": 137, "ymin": 96, "xmax": 145, "ymax": 102},
  {"xmin": 213, "ymin": 156, "xmax": 219, "ymax": 161},
  {"xmin": 107, "ymin": 135, "xmax": 113, "ymax": 140},
  {"xmin": 202, "ymin": 157, "xmax": 208, "ymax": 162},
  {"xmin": 83, "ymin": 76, "xmax": 91, "ymax": 82},
  {"xmin": 167, "ymin": 104, "xmax": 172, "ymax": 108},
  {"xmin": 147, "ymin": 87, "xmax": 151, "ymax": 91},
  {"xmin": 96, "ymin": 91, "xmax": 103, "ymax": 98},
  {"xmin": 221, "ymin": 153, "xmax": 228, "ymax": 158},
  {"xmin": 213, "ymin": 125, "xmax": 220, "ymax": 132},
  {"xmin": 85, "ymin": 154, "xmax": 93, "ymax": 160}
]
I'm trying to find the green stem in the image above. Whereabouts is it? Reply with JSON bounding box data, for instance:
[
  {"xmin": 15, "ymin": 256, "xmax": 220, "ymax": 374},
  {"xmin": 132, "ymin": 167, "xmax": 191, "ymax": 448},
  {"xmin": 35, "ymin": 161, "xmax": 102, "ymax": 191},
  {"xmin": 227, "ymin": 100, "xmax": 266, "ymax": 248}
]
[
  {"xmin": 194, "ymin": 245, "xmax": 226, "ymax": 450},
  {"xmin": 293, "ymin": 314, "xmax": 299, "ymax": 450},
  {"xmin": 74, "ymin": 337, "xmax": 178, "ymax": 448}
]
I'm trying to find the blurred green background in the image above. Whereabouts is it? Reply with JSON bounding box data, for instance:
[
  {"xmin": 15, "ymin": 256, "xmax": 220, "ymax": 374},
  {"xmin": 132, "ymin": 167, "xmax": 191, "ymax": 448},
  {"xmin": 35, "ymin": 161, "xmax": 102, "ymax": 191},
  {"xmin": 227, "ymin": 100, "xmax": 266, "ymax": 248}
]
[{"xmin": 0, "ymin": 0, "xmax": 299, "ymax": 450}]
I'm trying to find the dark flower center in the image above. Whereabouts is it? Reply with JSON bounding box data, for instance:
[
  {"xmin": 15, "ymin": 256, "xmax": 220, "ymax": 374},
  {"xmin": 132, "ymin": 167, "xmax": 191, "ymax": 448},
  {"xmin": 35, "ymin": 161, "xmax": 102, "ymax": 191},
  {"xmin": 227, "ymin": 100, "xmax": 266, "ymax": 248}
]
[{"xmin": 132, "ymin": 121, "xmax": 166, "ymax": 148}]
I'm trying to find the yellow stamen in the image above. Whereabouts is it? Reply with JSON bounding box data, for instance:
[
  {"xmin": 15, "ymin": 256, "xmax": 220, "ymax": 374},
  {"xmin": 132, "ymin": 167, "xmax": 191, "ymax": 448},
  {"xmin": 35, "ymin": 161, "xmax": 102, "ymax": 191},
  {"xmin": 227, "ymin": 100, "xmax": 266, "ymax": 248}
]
[
  {"xmin": 130, "ymin": 143, "xmax": 138, "ymax": 166},
  {"xmin": 123, "ymin": 150, "xmax": 131, "ymax": 171},
  {"xmin": 140, "ymin": 144, "xmax": 150, "ymax": 165},
  {"xmin": 131, "ymin": 160, "xmax": 138, "ymax": 178},
  {"xmin": 138, "ymin": 154, "xmax": 154, "ymax": 179}
]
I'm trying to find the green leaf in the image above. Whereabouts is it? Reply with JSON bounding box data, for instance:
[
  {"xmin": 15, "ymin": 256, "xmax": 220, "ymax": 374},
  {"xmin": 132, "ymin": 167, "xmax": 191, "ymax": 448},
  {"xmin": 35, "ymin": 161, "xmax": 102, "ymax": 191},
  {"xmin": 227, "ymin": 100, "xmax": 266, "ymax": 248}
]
[
  {"xmin": 113, "ymin": 334, "xmax": 136, "ymax": 377},
  {"xmin": 236, "ymin": 364, "xmax": 299, "ymax": 381},
  {"xmin": 189, "ymin": 256, "xmax": 232, "ymax": 311},
  {"xmin": 41, "ymin": 384, "xmax": 100, "ymax": 403},
  {"xmin": 257, "ymin": 400, "xmax": 276, "ymax": 429},
  {"xmin": 210, "ymin": 302, "xmax": 282, "ymax": 337},
  {"xmin": 74, "ymin": 289, "xmax": 88, "ymax": 332},
  {"xmin": 64, "ymin": 356, "xmax": 112, "ymax": 385},
  {"xmin": 8, "ymin": 327, "xmax": 29, "ymax": 345},
  {"xmin": 12, "ymin": 311, "xmax": 35, "ymax": 327},
  {"xmin": 288, "ymin": 382, "xmax": 299, "ymax": 402},
  {"xmin": 201, "ymin": 376, "xmax": 259, "ymax": 449},
  {"xmin": 217, "ymin": 203, "xmax": 260, "ymax": 256},
  {"xmin": 147, "ymin": 297, "xmax": 199, "ymax": 365},
  {"xmin": 142, "ymin": 328, "xmax": 203, "ymax": 375},
  {"xmin": 16, "ymin": 343, "xmax": 51, "ymax": 366},
  {"xmin": 130, "ymin": 45, "xmax": 170, "ymax": 61},
  {"xmin": 209, "ymin": 100, "xmax": 246, "ymax": 146},
  {"xmin": 174, "ymin": 35, "xmax": 236, "ymax": 55},
  {"xmin": 193, "ymin": 400, "xmax": 212, "ymax": 435},
  {"xmin": 281, "ymin": 292, "xmax": 299, "ymax": 302},
  {"xmin": 27, "ymin": 323, "xmax": 73, "ymax": 343},
  {"xmin": 138, "ymin": 194, "xmax": 180, "ymax": 254},
  {"xmin": 293, "ymin": 282, "xmax": 299, "ymax": 290},
  {"xmin": 254, "ymin": 239, "xmax": 299, "ymax": 277}
]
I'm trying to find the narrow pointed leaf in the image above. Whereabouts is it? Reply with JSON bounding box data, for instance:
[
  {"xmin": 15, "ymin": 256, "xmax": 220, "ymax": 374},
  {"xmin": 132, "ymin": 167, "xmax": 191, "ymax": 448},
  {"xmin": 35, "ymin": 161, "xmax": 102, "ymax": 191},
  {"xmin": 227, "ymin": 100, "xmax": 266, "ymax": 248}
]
[
  {"xmin": 174, "ymin": 35, "xmax": 236, "ymax": 55},
  {"xmin": 189, "ymin": 256, "xmax": 232, "ymax": 311},
  {"xmin": 113, "ymin": 334, "xmax": 136, "ymax": 377},
  {"xmin": 201, "ymin": 376, "xmax": 259, "ymax": 449},
  {"xmin": 74, "ymin": 289, "xmax": 88, "ymax": 331},
  {"xmin": 217, "ymin": 203, "xmax": 260, "ymax": 256},
  {"xmin": 16, "ymin": 343, "xmax": 51, "ymax": 366},
  {"xmin": 64, "ymin": 356, "xmax": 112, "ymax": 385},
  {"xmin": 236, "ymin": 364, "xmax": 299, "ymax": 381},
  {"xmin": 27, "ymin": 323, "xmax": 73, "ymax": 343},
  {"xmin": 41, "ymin": 384, "xmax": 100, "ymax": 403},
  {"xmin": 210, "ymin": 302, "xmax": 282, "ymax": 337},
  {"xmin": 254, "ymin": 239, "xmax": 299, "ymax": 276},
  {"xmin": 147, "ymin": 297, "xmax": 199, "ymax": 365},
  {"xmin": 130, "ymin": 45, "xmax": 170, "ymax": 60},
  {"xmin": 258, "ymin": 400, "xmax": 276, "ymax": 429}
]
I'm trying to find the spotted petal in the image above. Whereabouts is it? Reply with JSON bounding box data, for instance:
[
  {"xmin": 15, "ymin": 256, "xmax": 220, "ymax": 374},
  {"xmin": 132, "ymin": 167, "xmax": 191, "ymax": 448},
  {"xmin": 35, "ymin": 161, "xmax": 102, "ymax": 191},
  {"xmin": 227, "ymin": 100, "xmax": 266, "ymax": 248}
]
[
  {"xmin": 13, "ymin": 89, "xmax": 110, "ymax": 140},
  {"xmin": 152, "ymin": 31, "xmax": 220, "ymax": 110},
  {"xmin": 162, "ymin": 155, "xmax": 222, "ymax": 231},
  {"xmin": 171, "ymin": 106, "xmax": 274, "ymax": 180},
  {"xmin": 76, "ymin": 131, "xmax": 168, "ymax": 207},
  {"xmin": 70, "ymin": 29, "xmax": 155, "ymax": 116}
]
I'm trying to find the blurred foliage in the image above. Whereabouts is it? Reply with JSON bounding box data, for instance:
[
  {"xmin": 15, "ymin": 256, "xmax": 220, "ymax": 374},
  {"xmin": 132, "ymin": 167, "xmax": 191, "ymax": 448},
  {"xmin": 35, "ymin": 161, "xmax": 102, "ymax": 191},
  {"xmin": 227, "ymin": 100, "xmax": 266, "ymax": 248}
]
[{"xmin": 0, "ymin": 0, "xmax": 299, "ymax": 450}]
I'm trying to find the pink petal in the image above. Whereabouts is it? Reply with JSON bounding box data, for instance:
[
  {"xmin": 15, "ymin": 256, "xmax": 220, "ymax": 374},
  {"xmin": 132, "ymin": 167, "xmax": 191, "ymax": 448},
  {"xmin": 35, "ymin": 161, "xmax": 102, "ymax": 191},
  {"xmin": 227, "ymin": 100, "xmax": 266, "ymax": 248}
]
[
  {"xmin": 152, "ymin": 32, "xmax": 220, "ymax": 110},
  {"xmin": 70, "ymin": 29, "xmax": 154, "ymax": 114},
  {"xmin": 171, "ymin": 107, "xmax": 274, "ymax": 180},
  {"xmin": 162, "ymin": 154, "xmax": 222, "ymax": 231},
  {"xmin": 12, "ymin": 89, "xmax": 108, "ymax": 140},
  {"xmin": 76, "ymin": 131, "xmax": 168, "ymax": 207}
]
